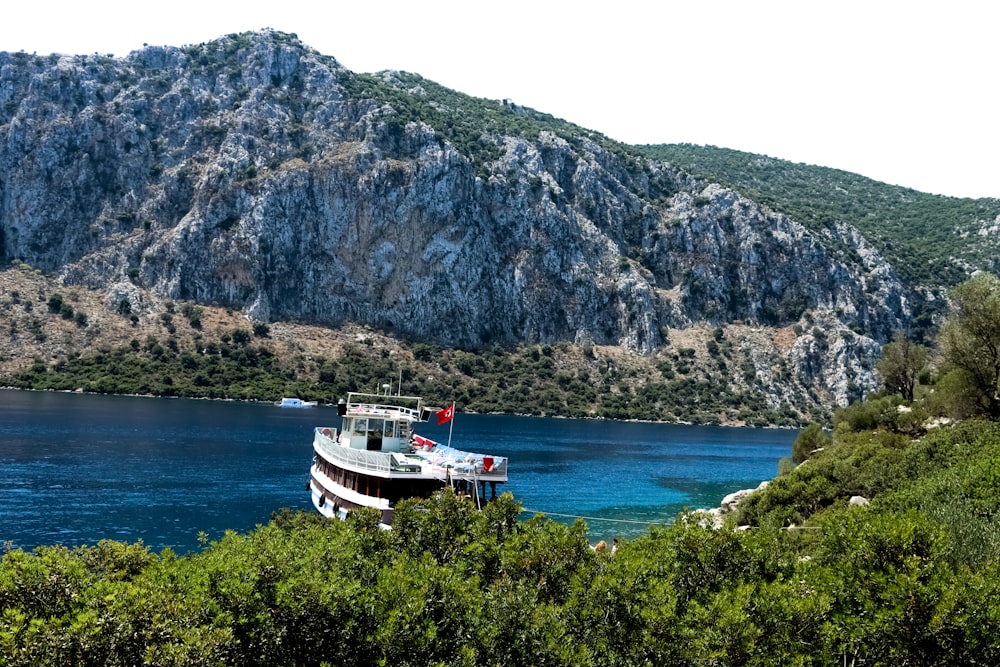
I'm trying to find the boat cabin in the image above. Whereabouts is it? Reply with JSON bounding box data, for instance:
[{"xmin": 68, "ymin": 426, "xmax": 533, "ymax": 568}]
[
  {"xmin": 339, "ymin": 414, "xmax": 413, "ymax": 452},
  {"xmin": 335, "ymin": 392, "xmax": 428, "ymax": 452}
]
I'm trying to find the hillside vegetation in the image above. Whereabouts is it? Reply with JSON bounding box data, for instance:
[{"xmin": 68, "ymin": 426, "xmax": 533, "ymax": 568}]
[{"xmin": 0, "ymin": 263, "xmax": 816, "ymax": 426}]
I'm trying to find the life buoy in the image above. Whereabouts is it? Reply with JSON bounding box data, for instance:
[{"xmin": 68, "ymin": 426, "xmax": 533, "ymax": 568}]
[{"xmin": 320, "ymin": 428, "xmax": 334, "ymax": 439}]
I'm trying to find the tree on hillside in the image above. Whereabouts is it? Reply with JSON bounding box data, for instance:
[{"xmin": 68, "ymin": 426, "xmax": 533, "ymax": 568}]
[
  {"xmin": 791, "ymin": 422, "xmax": 829, "ymax": 464},
  {"xmin": 876, "ymin": 330, "xmax": 929, "ymax": 402},
  {"xmin": 941, "ymin": 273, "xmax": 1000, "ymax": 418}
]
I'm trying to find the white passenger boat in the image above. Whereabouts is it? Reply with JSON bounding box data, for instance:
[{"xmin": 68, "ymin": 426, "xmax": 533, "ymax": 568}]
[{"xmin": 307, "ymin": 390, "xmax": 508, "ymax": 526}]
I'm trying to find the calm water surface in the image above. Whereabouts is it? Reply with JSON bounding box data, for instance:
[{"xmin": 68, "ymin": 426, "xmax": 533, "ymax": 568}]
[{"xmin": 0, "ymin": 389, "xmax": 795, "ymax": 551}]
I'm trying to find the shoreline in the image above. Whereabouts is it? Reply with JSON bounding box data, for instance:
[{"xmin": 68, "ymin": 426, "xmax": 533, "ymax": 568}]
[{"xmin": 0, "ymin": 385, "xmax": 801, "ymax": 429}]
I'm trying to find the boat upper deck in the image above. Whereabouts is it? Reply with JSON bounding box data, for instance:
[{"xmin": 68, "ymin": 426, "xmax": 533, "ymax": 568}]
[
  {"xmin": 344, "ymin": 400, "xmax": 422, "ymax": 421},
  {"xmin": 342, "ymin": 391, "xmax": 428, "ymax": 420},
  {"xmin": 313, "ymin": 427, "xmax": 508, "ymax": 483}
]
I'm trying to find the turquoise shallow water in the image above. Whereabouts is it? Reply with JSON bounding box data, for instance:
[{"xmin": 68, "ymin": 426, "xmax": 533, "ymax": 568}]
[
  {"xmin": 0, "ymin": 389, "xmax": 795, "ymax": 551},
  {"xmin": 419, "ymin": 414, "xmax": 795, "ymax": 541}
]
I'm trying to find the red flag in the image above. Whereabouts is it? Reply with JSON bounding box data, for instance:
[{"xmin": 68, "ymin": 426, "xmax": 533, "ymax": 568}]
[{"xmin": 436, "ymin": 403, "xmax": 455, "ymax": 425}]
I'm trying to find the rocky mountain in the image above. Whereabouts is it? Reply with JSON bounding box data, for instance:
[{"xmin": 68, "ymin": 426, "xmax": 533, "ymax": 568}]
[
  {"xmin": 640, "ymin": 144, "xmax": 1000, "ymax": 296},
  {"xmin": 0, "ymin": 30, "xmax": 954, "ymax": 412}
]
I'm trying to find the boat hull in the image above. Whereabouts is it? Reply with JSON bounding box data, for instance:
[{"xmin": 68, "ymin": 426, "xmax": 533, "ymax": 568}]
[
  {"xmin": 309, "ymin": 471, "xmax": 409, "ymax": 526},
  {"xmin": 309, "ymin": 462, "xmax": 448, "ymax": 526}
]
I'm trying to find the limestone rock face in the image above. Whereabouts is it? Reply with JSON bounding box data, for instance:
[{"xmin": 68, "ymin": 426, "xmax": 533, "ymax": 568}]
[{"xmin": 0, "ymin": 31, "xmax": 911, "ymax": 406}]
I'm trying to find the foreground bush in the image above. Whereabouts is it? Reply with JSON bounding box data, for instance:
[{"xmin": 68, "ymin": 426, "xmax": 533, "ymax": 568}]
[{"xmin": 5, "ymin": 466, "xmax": 1000, "ymax": 665}]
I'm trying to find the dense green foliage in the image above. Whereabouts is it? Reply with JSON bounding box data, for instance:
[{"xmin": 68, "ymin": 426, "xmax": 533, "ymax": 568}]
[
  {"xmin": 940, "ymin": 272, "xmax": 1000, "ymax": 418},
  {"xmin": 7, "ymin": 435, "xmax": 1000, "ymax": 667},
  {"xmin": 875, "ymin": 331, "xmax": 929, "ymax": 402},
  {"xmin": 417, "ymin": 343, "xmax": 807, "ymax": 425},
  {"xmin": 7, "ymin": 330, "xmax": 308, "ymax": 402},
  {"xmin": 7, "ymin": 337, "xmax": 807, "ymax": 426},
  {"xmin": 3, "ymin": 288, "xmax": 812, "ymax": 425},
  {"xmin": 790, "ymin": 422, "xmax": 829, "ymax": 465},
  {"xmin": 638, "ymin": 144, "xmax": 1000, "ymax": 292}
]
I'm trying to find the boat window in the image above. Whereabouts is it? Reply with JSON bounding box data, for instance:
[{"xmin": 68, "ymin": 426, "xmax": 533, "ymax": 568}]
[
  {"xmin": 353, "ymin": 419, "xmax": 367, "ymax": 436},
  {"xmin": 342, "ymin": 417, "xmax": 353, "ymax": 434},
  {"xmin": 384, "ymin": 420, "xmax": 397, "ymax": 438}
]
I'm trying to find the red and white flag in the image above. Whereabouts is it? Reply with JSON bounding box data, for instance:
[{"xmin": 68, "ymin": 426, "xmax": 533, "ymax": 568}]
[{"xmin": 437, "ymin": 403, "xmax": 455, "ymax": 425}]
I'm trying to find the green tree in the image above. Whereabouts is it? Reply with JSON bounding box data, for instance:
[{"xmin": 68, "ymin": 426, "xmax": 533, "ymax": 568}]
[
  {"xmin": 942, "ymin": 273, "xmax": 1000, "ymax": 418},
  {"xmin": 181, "ymin": 303, "xmax": 203, "ymax": 328},
  {"xmin": 791, "ymin": 422, "xmax": 830, "ymax": 464},
  {"xmin": 46, "ymin": 293, "xmax": 63, "ymax": 313},
  {"xmin": 877, "ymin": 330, "xmax": 929, "ymax": 401}
]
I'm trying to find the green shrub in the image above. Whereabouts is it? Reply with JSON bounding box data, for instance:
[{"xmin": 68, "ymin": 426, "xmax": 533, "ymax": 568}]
[
  {"xmin": 791, "ymin": 423, "xmax": 829, "ymax": 464},
  {"xmin": 834, "ymin": 395, "xmax": 901, "ymax": 433},
  {"xmin": 46, "ymin": 293, "xmax": 63, "ymax": 313}
]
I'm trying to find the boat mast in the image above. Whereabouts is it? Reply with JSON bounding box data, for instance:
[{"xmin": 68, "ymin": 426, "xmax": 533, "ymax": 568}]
[{"xmin": 446, "ymin": 401, "xmax": 455, "ymax": 448}]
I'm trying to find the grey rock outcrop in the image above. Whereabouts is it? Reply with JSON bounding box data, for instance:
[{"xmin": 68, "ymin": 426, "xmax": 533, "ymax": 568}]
[
  {"xmin": 0, "ymin": 30, "xmax": 911, "ymax": 407},
  {"xmin": 698, "ymin": 480, "xmax": 770, "ymax": 529}
]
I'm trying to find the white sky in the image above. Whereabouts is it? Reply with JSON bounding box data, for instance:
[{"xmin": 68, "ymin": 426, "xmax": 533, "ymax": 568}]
[{"xmin": 3, "ymin": 1, "xmax": 997, "ymax": 198}]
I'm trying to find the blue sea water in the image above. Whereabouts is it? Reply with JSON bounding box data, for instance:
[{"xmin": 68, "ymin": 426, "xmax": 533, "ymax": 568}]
[{"xmin": 0, "ymin": 389, "xmax": 795, "ymax": 552}]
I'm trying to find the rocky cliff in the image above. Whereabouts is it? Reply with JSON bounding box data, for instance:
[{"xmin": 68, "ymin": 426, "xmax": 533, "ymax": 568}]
[{"xmin": 0, "ymin": 30, "xmax": 913, "ymax": 409}]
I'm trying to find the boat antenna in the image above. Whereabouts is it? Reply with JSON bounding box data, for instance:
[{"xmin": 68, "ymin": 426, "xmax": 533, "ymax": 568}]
[{"xmin": 398, "ymin": 369, "xmax": 402, "ymax": 396}]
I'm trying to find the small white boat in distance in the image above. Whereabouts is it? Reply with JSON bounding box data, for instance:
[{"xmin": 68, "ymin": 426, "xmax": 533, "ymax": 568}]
[{"xmin": 278, "ymin": 397, "xmax": 318, "ymax": 408}]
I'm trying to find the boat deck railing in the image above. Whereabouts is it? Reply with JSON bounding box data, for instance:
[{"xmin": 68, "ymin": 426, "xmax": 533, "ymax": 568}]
[
  {"xmin": 345, "ymin": 392, "xmax": 425, "ymax": 421},
  {"xmin": 314, "ymin": 428, "xmax": 507, "ymax": 482},
  {"xmin": 315, "ymin": 429, "xmax": 394, "ymax": 474},
  {"xmin": 345, "ymin": 402, "xmax": 423, "ymax": 420},
  {"xmin": 421, "ymin": 443, "xmax": 508, "ymax": 479},
  {"xmin": 316, "ymin": 428, "xmax": 432, "ymax": 475}
]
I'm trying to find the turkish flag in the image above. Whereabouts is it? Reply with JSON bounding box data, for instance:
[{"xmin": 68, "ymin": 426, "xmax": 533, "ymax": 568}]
[{"xmin": 437, "ymin": 404, "xmax": 455, "ymax": 425}]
